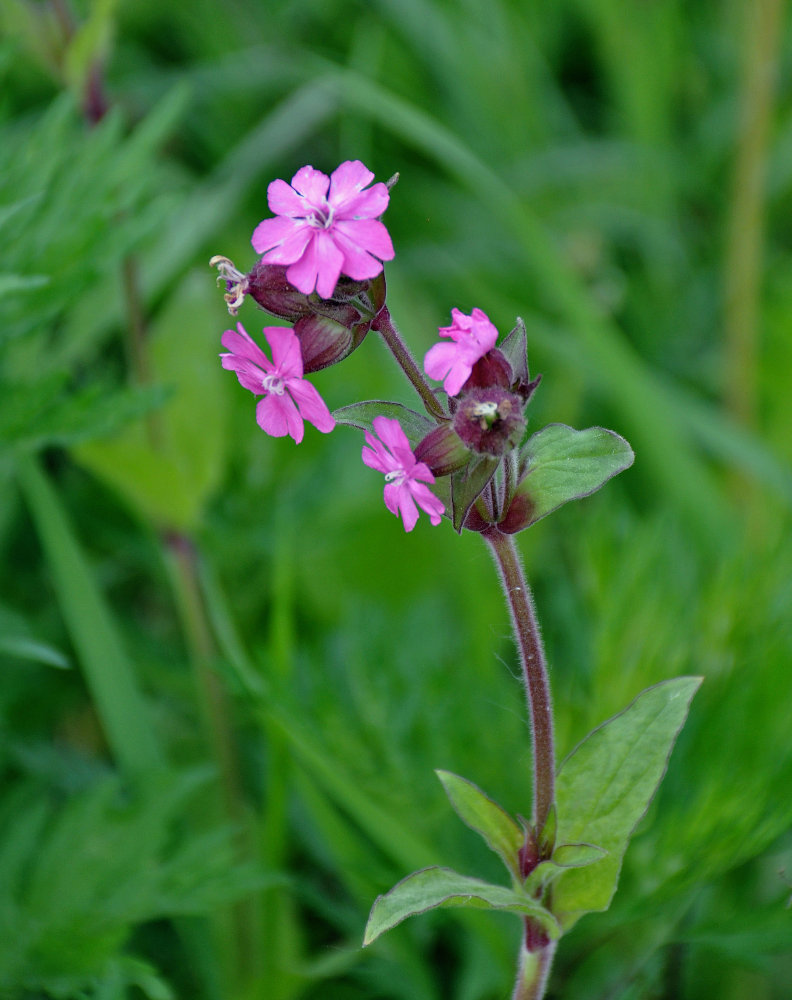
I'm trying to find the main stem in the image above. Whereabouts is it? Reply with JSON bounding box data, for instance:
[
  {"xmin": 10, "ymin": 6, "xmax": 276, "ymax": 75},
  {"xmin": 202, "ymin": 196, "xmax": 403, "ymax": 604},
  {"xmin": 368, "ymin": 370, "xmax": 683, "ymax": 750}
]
[
  {"xmin": 483, "ymin": 529, "xmax": 557, "ymax": 1000},
  {"xmin": 483, "ymin": 528, "xmax": 555, "ymax": 829},
  {"xmin": 372, "ymin": 306, "xmax": 447, "ymax": 420}
]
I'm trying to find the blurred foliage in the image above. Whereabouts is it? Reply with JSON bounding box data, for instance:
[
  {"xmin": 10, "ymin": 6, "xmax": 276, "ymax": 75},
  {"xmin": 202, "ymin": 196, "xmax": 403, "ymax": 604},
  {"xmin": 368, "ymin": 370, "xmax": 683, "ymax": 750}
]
[{"xmin": 1, "ymin": 0, "xmax": 791, "ymax": 998}]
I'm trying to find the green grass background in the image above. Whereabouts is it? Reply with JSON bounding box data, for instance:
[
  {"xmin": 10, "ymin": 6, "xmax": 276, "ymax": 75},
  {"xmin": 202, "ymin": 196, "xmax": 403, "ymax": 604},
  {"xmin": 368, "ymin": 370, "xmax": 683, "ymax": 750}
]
[{"xmin": 1, "ymin": 0, "xmax": 791, "ymax": 997}]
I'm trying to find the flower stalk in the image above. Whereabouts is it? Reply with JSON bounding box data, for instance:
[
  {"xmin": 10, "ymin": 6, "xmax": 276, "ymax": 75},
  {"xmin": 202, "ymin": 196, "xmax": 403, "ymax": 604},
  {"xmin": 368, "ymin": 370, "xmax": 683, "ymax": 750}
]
[{"xmin": 372, "ymin": 305, "xmax": 447, "ymax": 420}]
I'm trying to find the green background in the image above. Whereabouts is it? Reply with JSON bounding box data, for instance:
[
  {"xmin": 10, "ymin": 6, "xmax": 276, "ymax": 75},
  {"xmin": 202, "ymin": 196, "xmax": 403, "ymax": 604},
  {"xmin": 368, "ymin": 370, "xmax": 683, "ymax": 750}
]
[{"xmin": 1, "ymin": 0, "xmax": 791, "ymax": 997}]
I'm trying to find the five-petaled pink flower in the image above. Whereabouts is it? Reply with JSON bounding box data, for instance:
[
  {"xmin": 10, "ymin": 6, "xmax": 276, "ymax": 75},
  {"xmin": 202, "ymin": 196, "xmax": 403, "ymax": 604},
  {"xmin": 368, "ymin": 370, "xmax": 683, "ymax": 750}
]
[
  {"xmin": 221, "ymin": 323, "xmax": 335, "ymax": 443},
  {"xmin": 362, "ymin": 416, "xmax": 445, "ymax": 532},
  {"xmin": 251, "ymin": 160, "xmax": 395, "ymax": 300},
  {"xmin": 424, "ymin": 307, "xmax": 499, "ymax": 397}
]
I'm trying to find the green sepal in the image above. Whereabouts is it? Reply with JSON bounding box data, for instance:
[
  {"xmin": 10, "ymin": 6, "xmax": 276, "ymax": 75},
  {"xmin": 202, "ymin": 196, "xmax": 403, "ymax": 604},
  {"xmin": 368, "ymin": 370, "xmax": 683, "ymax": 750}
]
[
  {"xmin": 501, "ymin": 424, "xmax": 634, "ymax": 533},
  {"xmin": 552, "ymin": 676, "xmax": 702, "ymax": 929},
  {"xmin": 499, "ymin": 316, "xmax": 530, "ymax": 389},
  {"xmin": 451, "ymin": 454, "xmax": 499, "ymax": 532},
  {"xmin": 363, "ymin": 866, "xmax": 559, "ymax": 947},
  {"xmin": 435, "ymin": 770, "xmax": 524, "ymax": 881},
  {"xmin": 332, "ymin": 400, "xmax": 434, "ymax": 448}
]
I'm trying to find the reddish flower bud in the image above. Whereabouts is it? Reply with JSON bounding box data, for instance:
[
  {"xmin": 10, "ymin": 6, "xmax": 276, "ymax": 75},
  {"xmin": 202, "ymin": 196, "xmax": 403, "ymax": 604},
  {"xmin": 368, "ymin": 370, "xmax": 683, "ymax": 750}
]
[
  {"xmin": 413, "ymin": 422, "xmax": 470, "ymax": 476},
  {"xmin": 211, "ymin": 256, "xmax": 388, "ymax": 372},
  {"xmin": 293, "ymin": 313, "xmax": 369, "ymax": 373},
  {"xmin": 452, "ymin": 387, "xmax": 526, "ymax": 456},
  {"xmin": 463, "ymin": 348, "xmax": 513, "ymax": 391}
]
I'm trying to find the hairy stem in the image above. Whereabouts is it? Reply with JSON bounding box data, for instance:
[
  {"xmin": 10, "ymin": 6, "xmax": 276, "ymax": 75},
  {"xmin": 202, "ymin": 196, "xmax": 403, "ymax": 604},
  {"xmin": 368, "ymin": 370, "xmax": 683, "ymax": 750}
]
[
  {"xmin": 484, "ymin": 528, "xmax": 557, "ymax": 999},
  {"xmin": 372, "ymin": 306, "xmax": 447, "ymax": 420},
  {"xmin": 511, "ymin": 941, "xmax": 557, "ymax": 1000},
  {"xmin": 483, "ymin": 528, "xmax": 555, "ymax": 829}
]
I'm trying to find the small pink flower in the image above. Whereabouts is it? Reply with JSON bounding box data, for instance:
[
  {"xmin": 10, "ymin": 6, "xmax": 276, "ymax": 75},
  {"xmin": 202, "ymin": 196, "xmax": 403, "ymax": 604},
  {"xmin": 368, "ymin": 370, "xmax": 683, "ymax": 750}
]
[
  {"xmin": 251, "ymin": 160, "xmax": 395, "ymax": 300},
  {"xmin": 424, "ymin": 307, "xmax": 499, "ymax": 397},
  {"xmin": 220, "ymin": 323, "xmax": 335, "ymax": 443},
  {"xmin": 362, "ymin": 416, "xmax": 445, "ymax": 532}
]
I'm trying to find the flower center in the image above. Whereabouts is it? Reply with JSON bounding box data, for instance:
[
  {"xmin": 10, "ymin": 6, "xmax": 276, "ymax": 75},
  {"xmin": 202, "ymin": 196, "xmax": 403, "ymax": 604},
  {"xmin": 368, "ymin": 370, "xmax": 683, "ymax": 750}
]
[
  {"xmin": 262, "ymin": 373, "xmax": 285, "ymax": 396},
  {"xmin": 471, "ymin": 400, "xmax": 500, "ymax": 429},
  {"xmin": 307, "ymin": 201, "xmax": 334, "ymax": 229},
  {"xmin": 384, "ymin": 469, "xmax": 407, "ymax": 486}
]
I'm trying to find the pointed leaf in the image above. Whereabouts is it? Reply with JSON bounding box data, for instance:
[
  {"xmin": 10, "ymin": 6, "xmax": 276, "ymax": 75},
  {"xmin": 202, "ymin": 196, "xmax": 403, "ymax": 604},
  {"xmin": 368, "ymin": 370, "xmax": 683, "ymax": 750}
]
[
  {"xmin": 436, "ymin": 770, "xmax": 523, "ymax": 880},
  {"xmin": 506, "ymin": 424, "xmax": 634, "ymax": 530},
  {"xmin": 364, "ymin": 867, "xmax": 558, "ymax": 946},
  {"xmin": 332, "ymin": 400, "xmax": 434, "ymax": 447},
  {"xmin": 552, "ymin": 676, "xmax": 702, "ymax": 929}
]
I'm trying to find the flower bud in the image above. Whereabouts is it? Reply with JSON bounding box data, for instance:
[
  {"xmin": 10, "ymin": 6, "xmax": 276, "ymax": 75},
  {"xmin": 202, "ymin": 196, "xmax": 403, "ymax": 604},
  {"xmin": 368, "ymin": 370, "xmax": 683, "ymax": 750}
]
[
  {"xmin": 413, "ymin": 422, "xmax": 470, "ymax": 476},
  {"xmin": 463, "ymin": 348, "xmax": 513, "ymax": 391},
  {"xmin": 452, "ymin": 387, "xmax": 526, "ymax": 456},
  {"xmin": 294, "ymin": 313, "xmax": 369, "ymax": 373},
  {"xmin": 211, "ymin": 256, "xmax": 388, "ymax": 372},
  {"xmin": 246, "ymin": 261, "xmax": 317, "ymax": 319}
]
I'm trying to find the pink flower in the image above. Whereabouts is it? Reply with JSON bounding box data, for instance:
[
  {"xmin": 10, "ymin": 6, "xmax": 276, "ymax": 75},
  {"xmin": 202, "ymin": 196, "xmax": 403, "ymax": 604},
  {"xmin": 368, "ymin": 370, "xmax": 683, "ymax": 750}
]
[
  {"xmin": 424, "ymin": 307, "xmax": 499, "ymax": 397},
  {"xmin": 362, "ymin": 416, "xmax": 445, "ymax": 532},
  {"xmin": 220, "ymin": 323, "xmax": 335, "ymax": 443},
  {"xmin": 251, "ymin": 160, "xmax": 395, "ymax": 300}
]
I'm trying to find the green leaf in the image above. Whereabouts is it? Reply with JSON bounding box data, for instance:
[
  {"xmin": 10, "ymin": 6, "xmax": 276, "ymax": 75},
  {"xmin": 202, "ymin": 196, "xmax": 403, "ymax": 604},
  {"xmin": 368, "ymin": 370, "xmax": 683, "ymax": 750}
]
[
  {"xmin": 524, "ymin": 843, "xmax": 607, "ymax": 896},
  {"xmin": 509, "ymin": 424, "xmax": 634, "ymax": 529},
  {"xmin": 15, "ymin": 454, "xmax": 163, "ymax": 776},
  {"xmin": 332, "ymin": 400, "xmax": 435, "ymax": 447},
  {"xmin": 552, "ymin": 676, "xmax": 702, "ymax": 929},
  {"xmin": 451, "ymin": 454, "xmax": 499, "ymax": 532},
  {"xmin": 363, "ymin": 867, "xmax": 558, "ymax": 946},
  {"xmin": 435, "ymin": 770, "xmax": 523, "ymax": 880}
]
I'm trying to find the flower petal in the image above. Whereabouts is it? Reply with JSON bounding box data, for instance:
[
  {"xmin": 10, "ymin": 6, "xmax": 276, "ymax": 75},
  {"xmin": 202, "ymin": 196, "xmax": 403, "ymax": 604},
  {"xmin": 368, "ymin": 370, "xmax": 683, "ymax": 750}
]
[
  {"xmin": 251, "ymin": 215, "xmax": 303, "ymax": 254},
  {"xmin": 409, "ymin": 480, "xmax": 445, "ymax": 525},
  {"xmin": 287, "ymin": 378, "xmax": 335, "ymax": 434},
  {"xmin": 267, "ymin": 178, "xmax": 310, "ymax": 218},
  {"xmin": 258, "ymin": 225, "xmax": 314, "ymax": 266},
  {"xmin": 289, "ymin": 165, "xmax": 330, "ymax": 206},
  {"xmin": 424, "ymin": 341, "xmax": 458, "ymax": 382},
  {"xmin": 336, "ymin": 183, "xmax": 390, "ymax": 220},
  {"xmin": 221, "ymin": 323, "xmax": 273, "ymax": 370},
  {"xmin": 256, "ymin": 393, "xmax": 304, "ymax": 443},
  {"xmin": 385, "ymin": 482, "xmax": 420, "ymax": 532},
  {"xmin": 311, "ymin": 231, "xmax": 346, "ymax": 299},
  {"xmin": 264, "ymin": 325, "xmax": 303, "ymax": 378},
  {"xmin": 362, "ymin": 433, "xmax": 397, "ymax": 474},
  {"xmin": 221, "ymin": 354, "xmax": 266, "ymax": 395},
  {"xmin": 327, "ymin": 160, "xmax": 375, "ymax": 211}
]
